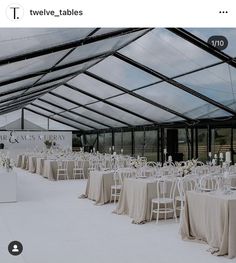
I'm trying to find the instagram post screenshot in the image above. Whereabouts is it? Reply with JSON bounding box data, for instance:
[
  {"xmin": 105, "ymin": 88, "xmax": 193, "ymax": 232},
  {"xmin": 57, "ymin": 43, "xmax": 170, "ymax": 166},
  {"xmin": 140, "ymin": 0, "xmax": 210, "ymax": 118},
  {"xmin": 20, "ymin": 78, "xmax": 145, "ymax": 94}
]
[{"xmin": 0, "ymin": 0, "xmax": 235, "ymax": 262}]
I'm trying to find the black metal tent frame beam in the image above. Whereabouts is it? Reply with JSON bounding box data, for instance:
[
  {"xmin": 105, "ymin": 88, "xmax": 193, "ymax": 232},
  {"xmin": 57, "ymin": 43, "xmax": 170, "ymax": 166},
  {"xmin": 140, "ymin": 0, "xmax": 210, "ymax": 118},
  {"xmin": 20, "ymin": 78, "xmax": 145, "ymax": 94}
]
[
  {"xmin": 27, "ymin": 103, "xmax": 97, "ymax": 130},
  {"xmin": 0, "ymin": 82, "xmax": 60, "ymax": 106},
  {"xmin": 11, "ymin": 29, "xmax": 101, "ymax": 108},
  {"xmin": 132, "ymin": 59, "xmax": 228, "ymax": 93},
  {"xmin": 0, "ymin": 28, "xmax": 147, "ymax": 67},
  {"xmin": 47, "ymin": 91, "xmax": 131, "ymax": 126},
  {"xmin": 0, "ymin": 94, "xmax": 52, "ymax": 113},
  {"xmin": 0, "ymin": 71, "xmax": 79, "ymax": 98},
  {"xmin": 64, "ymin": 83, "xmax": 158, "ymax": 124},
  {"xmin": 84, "ymin": 71, "xmax": 192, "ymax": 121},
  {"xmin": 23, "ymin": 107, "xmax": 82, "ymax": 130},
  {"xmin": 0, "ymin": 104, "xmax": 29, "ymax": 116},
  {"xmin": 0, "ymin": 50, "xmax": 115, "ymax": 112},
  {"xmin": 167, "ymin": 28, "xmax": 236, "ymax": 69},
  {"xmin": 0, "ymin": 50, "xmax": 111, "ymax": 89},
  {"xmin": 0, "ymin": 28, "xmax": 151, "ymax": 116},
  {"xmin": 0, "ymin": 28, "xmax": 151, "ymax": 90},
  {"xmin": 0, "ymin": 58, "xmax": 231, "ymax": 127},
  {"xmin": 113, "ymin": 52, "xmax": 236, "ymax": 116},
  {"xmin": 35, "ymin": 98, "xmax": 112, "ymax": 128},
  {"xmin": 29, "ymin": 98, "xmax": 112, "ymax": 129},
  {"xmin": 0, "ymin": 80, "xmax": 69, "ymax": 113}
]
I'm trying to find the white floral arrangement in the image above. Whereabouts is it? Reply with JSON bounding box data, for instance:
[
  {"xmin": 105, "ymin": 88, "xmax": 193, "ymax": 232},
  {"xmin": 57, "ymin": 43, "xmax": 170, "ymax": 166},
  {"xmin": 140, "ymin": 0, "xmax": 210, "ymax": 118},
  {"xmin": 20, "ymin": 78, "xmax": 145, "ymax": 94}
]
[
  {"xmin": 0, "ymin": 153, "xmax": 15, "ymax": 171},
  {"xmin": 130, "ymin": 159, "xmax": 142, "ymax": 169},
  {"xmin": 181, "ymin": 159, "xmax": 198, "ymax": 176}
]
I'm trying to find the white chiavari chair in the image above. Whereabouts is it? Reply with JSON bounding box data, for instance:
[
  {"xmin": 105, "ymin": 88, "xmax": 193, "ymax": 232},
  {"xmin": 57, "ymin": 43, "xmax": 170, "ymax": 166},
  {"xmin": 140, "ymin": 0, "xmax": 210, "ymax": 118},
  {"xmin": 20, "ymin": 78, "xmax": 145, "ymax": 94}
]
[
  {"xmin": 150, "ymin": 177, "xmax": 177, "ymax": 223},
  {"xmin": 73, "ymin": 159, "xmax": 85, "ymax": 179},
  {"xmin": 56, "ymin": 160, "xmax": 69, "ymax": 180},
  {"xmin": 110, "ymin": 170, "xmax": 122, "ymax": 203}
]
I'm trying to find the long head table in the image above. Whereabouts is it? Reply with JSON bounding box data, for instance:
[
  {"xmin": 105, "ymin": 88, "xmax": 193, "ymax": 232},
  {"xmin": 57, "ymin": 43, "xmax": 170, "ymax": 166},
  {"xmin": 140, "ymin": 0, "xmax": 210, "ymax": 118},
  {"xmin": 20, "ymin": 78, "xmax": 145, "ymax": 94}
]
[{"xmin": 16, "ymin": 154, "xmax": 89, "ymax": 180}]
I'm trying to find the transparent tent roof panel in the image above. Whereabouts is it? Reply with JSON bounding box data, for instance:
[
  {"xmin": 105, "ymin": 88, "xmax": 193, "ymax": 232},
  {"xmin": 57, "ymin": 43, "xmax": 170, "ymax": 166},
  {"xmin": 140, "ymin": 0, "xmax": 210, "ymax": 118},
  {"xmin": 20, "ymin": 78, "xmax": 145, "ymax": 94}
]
[
  {"xmin": 119, "ymin": 28, "xmax": 220, "ymax": 78},
  {"xmin": 59, "ymin": 111, "xmax": 108, "ymax": 129},
  {"xmin": 23, "ymin": 76, "xmax": 74, "ymax": 96},
  {"xmin": 40, "ymin": 93, "xmax": 78, "ymax": 109},
  {"xmin": 0, "ymin": 90, "xmax": 25, "ymax": 103},
  {"xmin": 0, "ymin": 50, "xmax": 69, "ymax": 83},
  {"xmin": 0, "ymin": 109, "xmax": 21, "ymax": 127},
  {"xmin": 71, "ymin": 107, "xmax": 126, "ymax": 127},
  {"xmin": 67, "ymin": 73, "xmax": 121, "ymax": 98},
  {"xmin": 52, "ymin": 85, "xmax": 97, "ymax": 105},
  {"xmin": 0, "ymin": 28, "xmax": 95, "ymax": 60},
  {"xmin": 24, "ymin": 110, "xmax": 48, "ymax": 130},
  {"xmin": 107, "ymin": 93, "xmax": 180, "ymax": 122},
  {"xmin": 48, "ymin": 119, "xmax": 77, "ymax": 130},
  {"xmin": 86, "ymin": 101, "xmax": 152, "ymax": 126},
  {"xmin": 0, "ymin": 76, "xmax": 43, "ymax": 94},
  {"xmin": 59, "ymin": 29, "xmax": 149, "ymax": 66},
  {"xmin": 32, "ymin": 100, "xmax": 64, "ymax": 113},
  {"xmin": 134, "ymin": 81, "xmax": 228, "ymax": 118},
  {"xmin": 37, "ymin": 59, "xmax": 100, "ymax": 84},
  {"xmin": 177, "ymin": 63, "xmax": 236, "ymax": 111},
  {"xmin": 52, "ymin": 115, "xmax": 90, "ymax": 130},
  {"xmin": 88, "ymin": 56, "xmax": 159, "ymax": 90},
  {"xmin": 186, "ymin": 28, "xmax": 236, "ymax": 57},
  {"xmin": 26, "ymin": 105, "xmax": 52, "ymax": 117}
]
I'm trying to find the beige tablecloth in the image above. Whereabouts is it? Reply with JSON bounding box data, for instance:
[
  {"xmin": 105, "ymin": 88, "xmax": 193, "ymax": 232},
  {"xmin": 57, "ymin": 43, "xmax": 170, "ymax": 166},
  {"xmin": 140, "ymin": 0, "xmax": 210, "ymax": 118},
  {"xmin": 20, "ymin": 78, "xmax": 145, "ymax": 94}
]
[
  {"xmin": 16, "ymin": 155, "xmax": 22, "ymax": 167},
  {"xmin": 42, "ymin": 159, "xmax": 76, "ymax": 180},
  {"xmin": 28, "ymin": 156, "xmax": 38, "ymax": 173},
  {"xmin": 180, "ymin": 190, "xmax": 236, "ymax": 258},
  {"xmin": 114, "ymin": 178, "xmax": 157, "ymax": 223},
  {"xmin": 36, "ymin": 157, "xmax": 46, "ymax": 175},
  {"xmin": 21, "ymin": 155, "xmax": 29, "ymax": 170},
  {"xmin": 85, "ymin": 170, "xmax": 114, "ymax": 205}
]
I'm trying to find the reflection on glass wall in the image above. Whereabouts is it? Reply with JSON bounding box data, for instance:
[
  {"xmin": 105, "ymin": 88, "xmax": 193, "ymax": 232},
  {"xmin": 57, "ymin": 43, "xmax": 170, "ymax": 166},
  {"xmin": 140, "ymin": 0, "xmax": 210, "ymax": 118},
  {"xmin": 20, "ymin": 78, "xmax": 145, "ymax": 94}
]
[
  {"xmin": 197, "ymin": 129, "xmax": 207, "ymax": 162},
  {"xmin": 178, "ymin": 129, "xmax": 189, "ymax": 161},
  {"xmin": 211, "ymin": 128, "xmax": 231, "ymax": 158},
  {"xmin": 114, "ymin": 132, "xmax": 122, "ymax": 153},
  {"xmin": 123, "ymin": 132, "xmax": 132, "ymax": 155},
  {"xmin": 98, "ymin": 133, "xmax": 105, "ymax": 153},
  {"xmin": 85, "ymin": 134, "xmax": 97, "ymax": 152},
  {"xmin": 72, "ymin": 134, "xmax": 82, "ymax": 149},
  {"xmin": 144, "ymin": 130, "xmax": 157, "ymax": 161},
  {"xmin": 134, "ymin": 131, "xmax": 144, "ymax": 157},
  {"xmin": 104, "ymin": 133, "xmax": 112, "ymax": 153}
]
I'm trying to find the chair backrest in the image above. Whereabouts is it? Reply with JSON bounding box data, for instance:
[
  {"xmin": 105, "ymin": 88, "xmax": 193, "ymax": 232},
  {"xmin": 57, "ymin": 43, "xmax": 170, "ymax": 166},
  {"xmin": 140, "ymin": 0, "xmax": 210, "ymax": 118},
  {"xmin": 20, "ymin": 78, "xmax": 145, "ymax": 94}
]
[
  {"xmin": 199, "ymin": 174, "xmax": 220, "ymax": 191},
  {"xmin": 156, "ymin": 178, "xmax": 177, "ymax": 200},
  {"xmin": 58, "ymin": 160, "xmax": 68, "ymax": 170},
  {"xmin": 177, "ymin": 176, "xmax": 196, "ymax": 198},
  {"xmin": 146, "ymin": 161, "xmax": 157, "ymax": 167},
  {"xmin": 120, "ymin": 168, "xmax": 135, "ymax": 179},
  {"xmin": 75, "ymin": 159, "xmax": 84, "ymax": 169},
  {"xmin": 163, "ymin": 161, "xmax": 175, "ymax": 167},
  {"xmin": 113, "ymin": 170, "xmax": 123, "ymax": 185}
]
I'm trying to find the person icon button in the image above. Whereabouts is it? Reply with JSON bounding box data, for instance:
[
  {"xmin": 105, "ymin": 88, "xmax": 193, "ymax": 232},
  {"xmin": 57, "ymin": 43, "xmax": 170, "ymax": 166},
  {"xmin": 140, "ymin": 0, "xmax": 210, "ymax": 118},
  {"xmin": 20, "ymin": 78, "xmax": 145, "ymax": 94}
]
[
  {"xmin": 8, "ymin": 241, "xmax": 23, "ymax": 256},
  {"xmin": 12, "ymin": 244, "xmax": 19, "ymax": 252}
]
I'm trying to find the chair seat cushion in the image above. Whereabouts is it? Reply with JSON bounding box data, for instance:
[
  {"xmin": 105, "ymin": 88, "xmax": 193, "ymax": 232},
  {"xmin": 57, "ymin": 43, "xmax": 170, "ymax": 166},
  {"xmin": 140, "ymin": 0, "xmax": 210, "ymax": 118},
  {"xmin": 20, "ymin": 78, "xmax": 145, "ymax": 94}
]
[
  {"xmin": 152, "ymin": 197, "xmax": 173, "ymax": 204},
  {"xmin": 111, "ymin": 185, "xmax": 122, "ymax": 189}
]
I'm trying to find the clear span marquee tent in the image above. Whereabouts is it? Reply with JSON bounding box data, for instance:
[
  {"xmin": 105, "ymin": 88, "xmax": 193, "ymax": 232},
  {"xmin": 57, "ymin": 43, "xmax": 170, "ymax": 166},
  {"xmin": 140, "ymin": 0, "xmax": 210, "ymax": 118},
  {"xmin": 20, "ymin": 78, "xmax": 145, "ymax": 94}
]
[{"xmin": 1, "ymin": 28, "xmax": 236, "ymax": 161}]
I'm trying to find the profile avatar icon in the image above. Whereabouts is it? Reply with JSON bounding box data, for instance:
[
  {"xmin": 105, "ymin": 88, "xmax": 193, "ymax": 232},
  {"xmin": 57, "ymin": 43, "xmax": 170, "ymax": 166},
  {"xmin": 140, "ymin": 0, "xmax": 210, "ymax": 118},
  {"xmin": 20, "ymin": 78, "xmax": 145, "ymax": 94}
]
[
  {"xmin": 12, "ymin": 244, "xmax": 19, "ymax": 253},
  {"xmin": 8, "ymin": 241, "xmax": 23, "ymax": 256}
]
